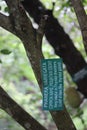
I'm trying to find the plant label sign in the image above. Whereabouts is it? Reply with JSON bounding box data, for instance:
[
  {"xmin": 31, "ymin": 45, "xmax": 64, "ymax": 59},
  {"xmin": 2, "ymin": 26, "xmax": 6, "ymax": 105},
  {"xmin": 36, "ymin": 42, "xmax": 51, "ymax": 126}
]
[{"xmin": 41, "ymin": 58, "xmax": 64, "ymax": 110}]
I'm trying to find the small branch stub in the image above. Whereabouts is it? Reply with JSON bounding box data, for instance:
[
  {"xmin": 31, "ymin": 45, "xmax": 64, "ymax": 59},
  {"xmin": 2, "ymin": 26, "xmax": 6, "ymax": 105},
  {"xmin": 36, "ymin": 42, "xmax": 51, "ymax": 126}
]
[{"xmin": 37, "ymin": 14, "xmax": 48, "ymax": 50}]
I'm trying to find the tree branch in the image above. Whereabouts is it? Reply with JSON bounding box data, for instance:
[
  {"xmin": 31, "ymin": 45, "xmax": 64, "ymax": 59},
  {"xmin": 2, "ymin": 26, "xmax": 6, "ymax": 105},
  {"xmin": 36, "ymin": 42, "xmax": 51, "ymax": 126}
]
[
  {"xmin": 0, "ymin": 12, "xmax": 15, "ymax": 34},
  {"xmin": 21, "ymin": 24, "xmax": 77, "ymax": 130},
  {"xmin": 22, "ymin": 0, "xmax": 87, "ymax": 98},
  {"xmin": 4, "ymin": 0, "xmax": 35, "ymax": 38},
  {"xmin": 71, "ymin": 0, "xmax": 87, "ymax": 53},
  {"xmin": 0, "ymin": 86, "xmax": 47, "ymax": 130},
  {"xmin": 36, "ymin": 14, "xmax": 48, "ymax": 50},
  {"xmin": 0, "ymin": 1, "xmax": 77, "ymax": 130}
]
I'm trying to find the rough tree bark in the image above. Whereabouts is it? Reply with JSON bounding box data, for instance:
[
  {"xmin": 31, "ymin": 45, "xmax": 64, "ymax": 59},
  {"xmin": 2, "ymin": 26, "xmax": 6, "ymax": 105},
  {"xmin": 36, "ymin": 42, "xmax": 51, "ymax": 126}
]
[
  {"xmin": 71, "ymin": 0, "xmax": 87, "ymax": 53},
  {"xmin": 0, "ymin": 86, "xmax": 47, "ymax": 130},
  {"xmin": 0, "ymin": 0, "xmax": 77, "ymax": 130},
  {"xmin": 22, "ymin": 0, "xmax": 87, "ymax": 97}
]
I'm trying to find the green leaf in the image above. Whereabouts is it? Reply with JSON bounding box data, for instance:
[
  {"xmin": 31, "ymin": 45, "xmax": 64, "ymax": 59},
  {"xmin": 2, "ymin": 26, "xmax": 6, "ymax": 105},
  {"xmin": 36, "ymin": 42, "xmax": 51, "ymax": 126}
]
[
  {"xmin": 4, "ymin": 7, "xmax": 9, "ymax": 12},
  {"xmin": 0, "ymin": 49, "xmax": 12, "ymax": 55},
  {"xmin": 0, "ymin": 59, "xmax": 2, "ymax": 63}
]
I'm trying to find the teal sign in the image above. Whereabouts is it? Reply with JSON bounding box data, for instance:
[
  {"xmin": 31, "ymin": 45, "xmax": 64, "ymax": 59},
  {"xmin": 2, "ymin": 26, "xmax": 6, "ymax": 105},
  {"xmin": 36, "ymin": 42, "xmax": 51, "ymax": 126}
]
[{"xmin": 41, "ymin": 58, "xmax": 64, "ymax": 110}]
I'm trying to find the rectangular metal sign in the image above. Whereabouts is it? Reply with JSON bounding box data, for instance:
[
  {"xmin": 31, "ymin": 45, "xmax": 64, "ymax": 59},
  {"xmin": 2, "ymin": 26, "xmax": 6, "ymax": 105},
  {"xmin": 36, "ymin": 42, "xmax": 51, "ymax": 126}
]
[{"xmin": 41, "ymin": 58, "xmax": 64, "ymax": 110}]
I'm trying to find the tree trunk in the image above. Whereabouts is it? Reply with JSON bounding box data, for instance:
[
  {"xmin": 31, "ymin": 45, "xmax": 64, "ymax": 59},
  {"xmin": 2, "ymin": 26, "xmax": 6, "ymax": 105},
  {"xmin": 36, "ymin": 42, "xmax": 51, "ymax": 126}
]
[
  {"xmin": 22, "ymin": 0, "xmax": 87, "ymax": 97},
  {"xmin": 0, "ymin": 1, "xmax": 77, "ymax": 129}
]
